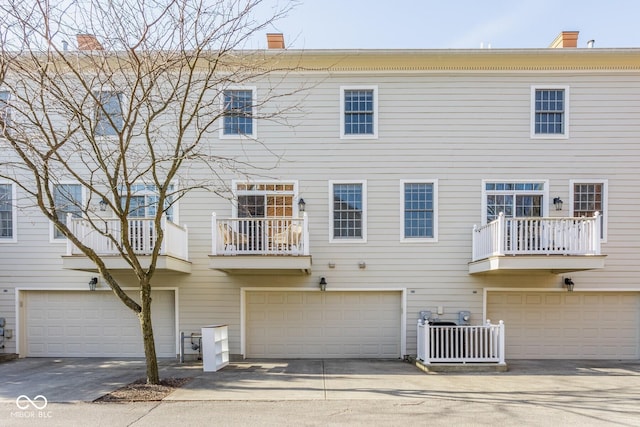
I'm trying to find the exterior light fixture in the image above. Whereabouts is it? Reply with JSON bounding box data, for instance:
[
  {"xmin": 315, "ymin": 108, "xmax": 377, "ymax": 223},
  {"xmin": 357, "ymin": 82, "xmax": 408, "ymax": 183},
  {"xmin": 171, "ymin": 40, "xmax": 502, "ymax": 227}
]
[
  {"xmin": 553, "ymin": 197, "xmax": 563, "ymax": 211},
  {"xmin": 563, "ymin": 277, "xmax": 574, "ymax": 292},
  {"xmin": 99, "ymin": 198, "xmax": 108, "ymax": 211},
  {"xmin": 298, "ymin": 198, "xmax": 306, "ymax": 212},
  {"xmin": 88, "ymin": 277, "xmax": 98, "ymax": 291},
  {"xmin": 319, "ymin": 277, "xmax": 327, "ymax": 292}
]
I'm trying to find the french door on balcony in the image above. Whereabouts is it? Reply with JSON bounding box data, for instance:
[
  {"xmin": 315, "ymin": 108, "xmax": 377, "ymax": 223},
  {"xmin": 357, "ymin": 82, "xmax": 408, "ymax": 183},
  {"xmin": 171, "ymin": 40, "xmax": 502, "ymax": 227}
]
[
  {"xmin": 236, "ymin": 182, "xmax": 296, "ymax": 252},
  {"xmin": 484, "ymin": 181, "xmax": 547, "ymax": 252}
]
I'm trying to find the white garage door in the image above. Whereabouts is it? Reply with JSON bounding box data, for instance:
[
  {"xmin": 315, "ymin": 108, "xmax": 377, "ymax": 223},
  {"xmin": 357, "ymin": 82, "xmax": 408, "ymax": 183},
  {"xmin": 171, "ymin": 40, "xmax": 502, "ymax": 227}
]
[
  {"xmin": 246, "ymin": 291, "xmax": 401, "ymax": 358},
  {"xmin": 26, "ymin": 290, "xmax": 175, "ymax": 357},
  {"xmin": 487, "ymin": 291, "xmax": 640, "ymax": 359}
]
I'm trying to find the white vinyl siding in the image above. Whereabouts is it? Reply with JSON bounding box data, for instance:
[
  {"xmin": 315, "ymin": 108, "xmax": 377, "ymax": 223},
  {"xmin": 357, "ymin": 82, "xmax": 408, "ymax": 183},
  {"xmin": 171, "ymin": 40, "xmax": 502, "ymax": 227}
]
[{"xmin": 531, "ymin": 85, "xmax": 569, "ymax": 139}]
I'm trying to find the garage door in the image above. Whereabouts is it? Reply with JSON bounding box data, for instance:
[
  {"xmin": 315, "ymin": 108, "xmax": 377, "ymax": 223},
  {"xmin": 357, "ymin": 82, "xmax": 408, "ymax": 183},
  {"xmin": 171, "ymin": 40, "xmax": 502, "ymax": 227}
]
[
  {"xmin": 246, "ymin": 291, "xmax": 401, "ymax": 358},
  {"xmin": 487, "ymin": 291, "xmax": 640, "ymax": 359},
  {"xmin": 25, "ymin": 290, "xmax": 175, "ymax": 357}
]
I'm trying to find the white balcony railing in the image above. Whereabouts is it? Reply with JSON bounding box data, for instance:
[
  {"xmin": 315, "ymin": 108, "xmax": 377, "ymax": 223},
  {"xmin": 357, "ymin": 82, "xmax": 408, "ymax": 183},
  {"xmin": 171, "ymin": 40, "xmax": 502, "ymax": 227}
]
[
  {"xmin": 211, "ymin": 213, "xmax": 310, "ymax": 256},
  {"xmin": 66, "ymin": 215, "xmax": 189, "ymax": 260},
  {"xmin": 472, "ymin": 213, "xmax": 601, "ymax": 261},
  {"xmin": 417, "ymin": 320, "xmax": 506, "ymax": 365}
]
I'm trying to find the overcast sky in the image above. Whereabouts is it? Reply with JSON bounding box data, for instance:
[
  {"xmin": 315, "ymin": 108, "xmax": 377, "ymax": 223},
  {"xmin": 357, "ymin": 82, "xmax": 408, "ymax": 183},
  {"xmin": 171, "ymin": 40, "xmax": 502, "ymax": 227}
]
[{"xmin": 254, "ymin": 0, "xmax": 640, "ymax": 49}]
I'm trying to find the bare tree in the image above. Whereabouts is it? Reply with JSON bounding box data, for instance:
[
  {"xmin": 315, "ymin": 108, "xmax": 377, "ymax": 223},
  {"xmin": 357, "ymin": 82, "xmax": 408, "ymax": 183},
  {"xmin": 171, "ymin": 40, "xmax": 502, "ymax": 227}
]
[{"xmin": 0, "ymin": 0, "xmax": 300, "ymax": 384}]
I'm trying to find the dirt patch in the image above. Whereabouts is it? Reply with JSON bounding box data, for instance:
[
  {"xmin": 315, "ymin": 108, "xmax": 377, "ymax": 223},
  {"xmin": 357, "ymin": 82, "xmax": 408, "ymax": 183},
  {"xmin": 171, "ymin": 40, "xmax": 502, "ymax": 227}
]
[{"xmin": 94, "ymin": 377, "xmax": 192, "ymax": 402}]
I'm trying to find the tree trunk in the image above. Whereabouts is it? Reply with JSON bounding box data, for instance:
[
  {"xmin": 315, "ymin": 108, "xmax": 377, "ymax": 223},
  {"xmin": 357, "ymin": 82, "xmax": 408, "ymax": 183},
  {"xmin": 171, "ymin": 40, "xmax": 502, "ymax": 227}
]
[{"xmin": 139, "ymin": 282, "xmax": 160, "ymax": 384}]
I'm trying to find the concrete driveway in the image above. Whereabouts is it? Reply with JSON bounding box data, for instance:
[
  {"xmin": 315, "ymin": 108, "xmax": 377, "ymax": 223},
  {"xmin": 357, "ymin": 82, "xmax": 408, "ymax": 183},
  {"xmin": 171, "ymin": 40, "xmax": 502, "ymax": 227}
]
[{"xmin": 1, "ymin": 358, "xmax": 640, "ymax": 426}]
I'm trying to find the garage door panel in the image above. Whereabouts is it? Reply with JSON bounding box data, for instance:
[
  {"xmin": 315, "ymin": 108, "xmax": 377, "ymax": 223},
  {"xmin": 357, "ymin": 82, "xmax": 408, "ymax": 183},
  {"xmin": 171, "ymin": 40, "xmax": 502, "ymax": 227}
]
[
  {"xmin": 26, "ymin": 290, "xmax": 175, "ymax": 358},
  {"xmin": 247, "ymin": 291, "xmax": 401, "ymax": 358},
  {"xmin": 488, "ymin": 291, "xmax": 639, "ymax": 359}
]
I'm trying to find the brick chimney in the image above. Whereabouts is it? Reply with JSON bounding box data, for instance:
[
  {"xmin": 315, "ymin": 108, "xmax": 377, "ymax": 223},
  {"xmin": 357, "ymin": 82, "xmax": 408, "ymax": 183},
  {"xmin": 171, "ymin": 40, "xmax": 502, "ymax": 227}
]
[
  {"xmin": 76, "ymin": 34, "xmax": 104, "ymax": 51},
  {"xmin": 266, "ymin": 33, "xmax": 285, "ymax": 49},
  {"xmin": 549, "ymin": 31, "xmax": 579, "ymax": 48}
]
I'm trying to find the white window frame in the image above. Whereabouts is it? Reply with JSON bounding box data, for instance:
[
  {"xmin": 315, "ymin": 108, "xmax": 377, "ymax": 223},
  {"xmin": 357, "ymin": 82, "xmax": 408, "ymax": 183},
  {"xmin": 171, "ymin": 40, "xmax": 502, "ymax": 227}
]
[
  {"xmin": 400, "ymin": 179, "xmax": 438, "ymax": 243},
  {"xmin": 231, "ymin": 180, "xmax": 300, "ymax": 218},
  {"xmin": 530, "ymin": 85, "xmax": 569, "ymax": 139},
  {"xmin": 50, "ymin": 182, "xmax": 86, "ymax": 243},
  {"xmin": 219, "ymin": 86, "xmax": 257, "ymax": 139},
  {"xmin": 329, "ymin": 180, "xmax": 367, "ymax": 243},
  {"xmin": 340, "ymin": 86, "xmax": 378, "ymax": 139},
  {"xmin": 93, "ymin": 88, "xmax": 126, "ymax": 138},
  {"xmin": 118, "ymin": 182, "xmax": 179, "ymax": 223},
  {"xmin": 481, "ymin": 179, "xmax": 549, "ymax": 224},
  {"xmin": 569, "ymin": 179, "xmax": 608, "ymax": 242},
  {"xmin": 0, "ymin": 89, "xmax": 12, "ymax": 138},
  {"xmin": 0, "ymin": 181, "xmax": 17, "ymax": 243}
]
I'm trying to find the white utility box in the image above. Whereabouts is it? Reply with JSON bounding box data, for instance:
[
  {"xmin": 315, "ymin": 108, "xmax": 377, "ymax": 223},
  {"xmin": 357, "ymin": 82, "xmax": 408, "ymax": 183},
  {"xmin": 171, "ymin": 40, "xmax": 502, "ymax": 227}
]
[{"xmin": 201, "ymin": 324, "xmax": 229, "ymax": 372}]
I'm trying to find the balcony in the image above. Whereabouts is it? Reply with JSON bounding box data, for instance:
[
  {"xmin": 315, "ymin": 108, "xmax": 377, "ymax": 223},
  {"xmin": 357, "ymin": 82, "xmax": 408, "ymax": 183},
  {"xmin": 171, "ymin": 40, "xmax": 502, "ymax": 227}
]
[
  {"xmin": 62, "ymin": 216, "xmax": 191, "ymax": 273},
  {"xmin": 469, "ymin": 213, "xmax": 606, "ymax": 274},
  {"xmin": 209, "ymin": 213, "xmax": 312, "ymax": 275}
]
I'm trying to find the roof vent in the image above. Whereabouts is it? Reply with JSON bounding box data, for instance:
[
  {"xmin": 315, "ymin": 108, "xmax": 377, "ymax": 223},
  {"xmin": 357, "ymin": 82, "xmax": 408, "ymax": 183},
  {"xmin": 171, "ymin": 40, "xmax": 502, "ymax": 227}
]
[
  {"xmin": 267, "ymin": 33, "xmax": 285, "ymax": 49},
  {"xmin": 76, "ymin": 34, "xmax": 104, "ymax": 51},
  {"xmin": 549, "ymin": 31, "xmax": 579, "ymax": 48}
]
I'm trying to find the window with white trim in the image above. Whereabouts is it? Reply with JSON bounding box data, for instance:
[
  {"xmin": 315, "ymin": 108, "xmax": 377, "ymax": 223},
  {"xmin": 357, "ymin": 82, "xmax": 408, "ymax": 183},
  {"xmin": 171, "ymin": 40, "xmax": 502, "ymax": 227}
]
[
  {"xmin": 483, "ymin": 181, "xmax": 548, "ymax": 223},
  {"xmin": 0, "ymin": 182, "xmax": 16, "ymax": 242},
  {"xmin": 330, "ymin": 181, "xmax": 366, "ymax": 242},
  {"xmin": 52, "ymin": 183, "xmax": 83, "ymax": 240},
  {"xmin": 221, "ymin": 88, "xmax": 256, "ymax": 138},
  {"xmin": 119, "ymin": 183, "xmax": 175, "ymax": 221},
  {"xmin": 234, "ymin": 182, "xmax": 297, "ymax": 218},
  {"xmin": 340, "ymin": 86, "xmax": 378, "ymax": 138},
  {"xmin": 401, "ymin": 180, "xmax": 438, "ymax": 241},
  {"xmin": 0, "ymin": 90, "xmax": 11, "ymax": 137},
  {"xmin": 571, "ymin": 180, "xmax": 607, "ymax": 241},
  {"xmin": 531, "ymin": 86, "xmax": 569, "ymax": 138},
  {"xmin": 94, "ymin": 90, "xmax": 124, "ymax": 136}
]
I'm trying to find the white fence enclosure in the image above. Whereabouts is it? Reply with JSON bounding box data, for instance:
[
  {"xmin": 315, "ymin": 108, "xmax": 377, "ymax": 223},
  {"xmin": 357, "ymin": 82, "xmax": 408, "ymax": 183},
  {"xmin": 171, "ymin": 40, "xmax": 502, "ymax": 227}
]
[
  {"xmin": 417, "ymin": 321, "xmax": 506, "ymax": 365},
  {"xmin": 472, "ymin": 213, "xmax": 601, "ymax": 261}
]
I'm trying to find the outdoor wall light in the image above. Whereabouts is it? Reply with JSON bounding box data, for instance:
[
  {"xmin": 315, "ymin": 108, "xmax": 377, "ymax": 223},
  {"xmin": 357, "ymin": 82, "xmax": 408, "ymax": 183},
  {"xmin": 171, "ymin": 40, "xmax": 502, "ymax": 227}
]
[
  {"xmin": 319, "ymin": 277, "xmax": 327, "ymax": 291},
  {"xmin": 563, "ymin": 277, "xmax": 575, "ymax": 292},
  {"xmin": 553, "ymin": 197, "xmax": 564, "ymax": 211},
  {"xmin": 298, "ymin": 198, "xmax": 306, "ymax": 212},
  {"xmin": 88, "ymin": 277, "xmax": 98, "ymax": 291},
  {"xmin": 99, "ymin": 198, "xmax": 108, "ymax": 212}
]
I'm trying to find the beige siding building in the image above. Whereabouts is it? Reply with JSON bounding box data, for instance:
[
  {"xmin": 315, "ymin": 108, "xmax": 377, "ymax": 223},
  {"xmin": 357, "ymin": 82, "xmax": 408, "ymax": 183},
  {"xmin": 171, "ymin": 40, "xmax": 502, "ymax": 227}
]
[{"xmin": 1, "ymin": 32, "xmax": 639, "ymax": 361}]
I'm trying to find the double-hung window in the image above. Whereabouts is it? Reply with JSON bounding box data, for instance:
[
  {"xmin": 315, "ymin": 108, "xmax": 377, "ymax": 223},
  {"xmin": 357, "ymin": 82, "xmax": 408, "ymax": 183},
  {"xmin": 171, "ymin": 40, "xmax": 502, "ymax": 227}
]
[
  {"xmin": 52, "ymin": 183, "xmax": 83, "ymax": 240},
  {"xmin": 571, "ymin": 180, "xmax": 607, "ymax": 241},
  {"xmin": 94, "ymin": 90, "xmax": 124, "ymax": 136},
  {"xmin": 0, "ymin": 182, "xmax": 17, "ymax": 242},
  {"xmin": 330, "ymin": 181, "xmax": 366, "ymax": 242},
  {"xmin": 401, "ymin": 180, "xmax": 438, "ymax": 241},
  {"xmin": 531, "ymin": 86, "xmax": 569, "ymax": 138},
  {"xmin": 0, "ymin": 90, "xmax": 11, "ymax": 136},
  {"xmin": 340, "ymin": 86, "xmax": 378, "ymax": 139},
  {"xmin": 221, "ymin": 88, "xmax": 256, "ymax": 138}
]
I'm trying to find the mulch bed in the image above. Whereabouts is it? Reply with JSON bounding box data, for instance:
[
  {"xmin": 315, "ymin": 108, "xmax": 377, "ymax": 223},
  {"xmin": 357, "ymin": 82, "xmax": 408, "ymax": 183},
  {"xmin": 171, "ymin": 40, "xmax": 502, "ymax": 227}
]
[{"xmin": 94, "ymin": 377, "xmax": 192, "ymax": 402}]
